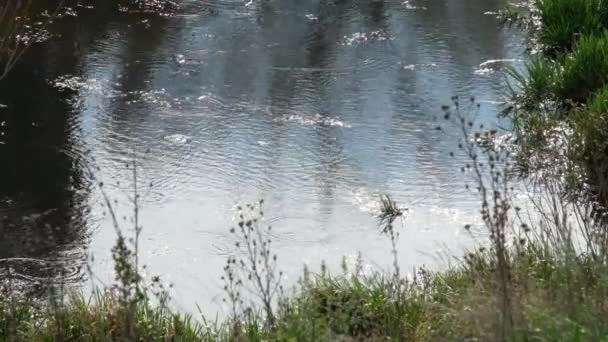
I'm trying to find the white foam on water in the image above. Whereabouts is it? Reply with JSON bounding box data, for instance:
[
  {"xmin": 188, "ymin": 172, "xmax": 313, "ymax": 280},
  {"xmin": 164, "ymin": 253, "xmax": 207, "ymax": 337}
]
[
  {"xmin": 475, "ymin": 59, "xmax": 522, "ymax": 75},
  {"xmin": 402, "ymin": 0, "xmax": 427, "ymax": 10},
  {"xmin": 479, "ymin": 58, "xmax": 519, "ymax": 67},
  {"xmin": 174, "ymin": 53, "xmax": 202, "ymax": 65},
  {"xmin": 402, "ymin": 62, "xmax": 437, "ymax": 71},
  {"xmin": 163, "ymin": 134, "xmax": 192, "ymax": 145},
  {"xmin": 305, "ymin": 14, "xmax": 319, "ymax": 21},
  {"xmin": 275, "ymin": 113, "xmax": 352, "ymax": 128},
  {"xmin": 174, "ymin": 54, "xmax": 187, "ymax": 64},
  {"xmin": 474, "ymin": 67, "xmax": 495, "ymax": 75},
  {"xmin": 343, "ymin": 31, "xmax": 390, "ymax": 46}
]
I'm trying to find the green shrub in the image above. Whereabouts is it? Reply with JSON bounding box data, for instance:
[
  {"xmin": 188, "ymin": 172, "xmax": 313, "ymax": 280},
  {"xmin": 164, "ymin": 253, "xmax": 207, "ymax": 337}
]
[
  {"xmin": 0, "ymin": 291, "xmax": 210, "ymax": 341},
  {"xmin": 536, "ymin": 0, "xmax": 605, "ymax": 53},
  {"xmin": 557, "ymin": 33, "xmax": 608, "ymax": 102},
  {"xmin": 506, "ymin": 57, "xmax": 561, "ymax": 111}
]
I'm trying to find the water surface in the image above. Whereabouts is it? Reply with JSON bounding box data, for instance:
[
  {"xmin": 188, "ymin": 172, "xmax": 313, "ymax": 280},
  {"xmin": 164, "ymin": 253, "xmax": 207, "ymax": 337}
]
[{"xmin": 0, "ymin": 0, "xmax": 525, "ymax": 313}]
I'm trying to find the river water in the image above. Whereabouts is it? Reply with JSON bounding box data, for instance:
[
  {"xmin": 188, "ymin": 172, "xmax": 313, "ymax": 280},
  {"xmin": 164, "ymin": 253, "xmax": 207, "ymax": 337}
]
[{"xmin": 0, "ymin": 0, "xmax": 525, "ymax": 313}]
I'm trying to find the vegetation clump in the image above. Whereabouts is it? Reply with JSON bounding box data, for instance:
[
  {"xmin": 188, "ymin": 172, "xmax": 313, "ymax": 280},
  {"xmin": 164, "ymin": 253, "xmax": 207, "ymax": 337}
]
[
  {"xmin": 535, "ymin": 0, "xmax": 608, "ymax": 53},
  {"xmin": 505, "ymin": 0, "xmax": 608, "ymax": 217}
]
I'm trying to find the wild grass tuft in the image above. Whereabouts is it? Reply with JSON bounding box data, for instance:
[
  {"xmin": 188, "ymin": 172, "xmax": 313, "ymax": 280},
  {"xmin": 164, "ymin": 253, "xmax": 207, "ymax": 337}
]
[
  {"xmin": 535, "ymin": 0, "xmax": 606, "ymax": 53},
  {"xmin": 557, "ymin": 32, "xmax": 608, "ymax": 102},
  {"xmin": 570, "ymin": 86, "xmax": 608, "ymax": 218},
  {"xmin": 505, "ymin": 57, "xmax": 561, "ymax": 111}
]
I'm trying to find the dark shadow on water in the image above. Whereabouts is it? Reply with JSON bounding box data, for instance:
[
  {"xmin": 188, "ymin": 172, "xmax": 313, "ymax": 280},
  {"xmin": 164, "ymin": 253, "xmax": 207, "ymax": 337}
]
[{"xmin": 0, "ymin": 46, "xmax": 89, "ymax": 288}]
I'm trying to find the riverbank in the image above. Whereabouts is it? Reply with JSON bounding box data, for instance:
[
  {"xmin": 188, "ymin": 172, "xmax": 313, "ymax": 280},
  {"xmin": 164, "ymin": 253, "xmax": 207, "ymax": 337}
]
[
  {"xmin": 2, "ymin": 0, "xmax": 608, "ymax": 340},
  {"xmin": 2, "ymin": 236, "xmax": 607, "ymax": 341}
]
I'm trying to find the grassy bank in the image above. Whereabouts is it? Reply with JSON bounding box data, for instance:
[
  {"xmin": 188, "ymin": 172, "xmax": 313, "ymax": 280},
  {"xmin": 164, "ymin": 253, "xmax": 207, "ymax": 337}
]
[{"xmin": 3, "ymin": 235, "xmax": 608, "ymax": 341}]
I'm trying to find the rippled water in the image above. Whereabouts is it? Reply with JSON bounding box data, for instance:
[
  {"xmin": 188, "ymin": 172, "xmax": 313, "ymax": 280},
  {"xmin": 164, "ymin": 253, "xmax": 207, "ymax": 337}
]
[{"xmin": 0, "ymin": 0, "xmax": 526, "ymax": 313}]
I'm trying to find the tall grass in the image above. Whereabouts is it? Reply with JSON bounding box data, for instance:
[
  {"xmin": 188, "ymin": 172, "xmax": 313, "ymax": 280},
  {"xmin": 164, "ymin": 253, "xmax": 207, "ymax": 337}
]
[
  {"xmin": 536, "ymin": 0, "xmax": 607, "ymax": 53},
  {"xmin": 505, "ymin": 57, "xmax": 560, "ymax": 111},
  {"xmin": 558, "ymin": 32, "xmax": 608, "ymax": 102},
  {"xmin": 508, "ymin": 32, "xmax": 608, "ymax": 108},
  {"xmin": 505, "ymin": 1, "xmax": 608, "ymax": 214},
  {"xmin": 499, "ymin": 5, "xmax": 608, "ymax": 338},
  {"xmin": 571, "ymin": 86, "xmax": 608, "ymax": 219}
]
